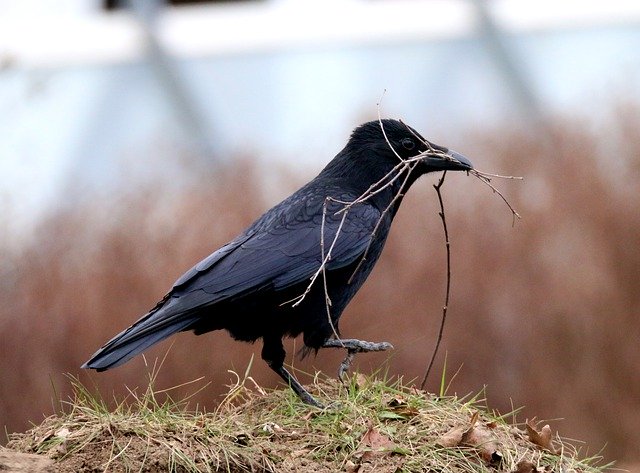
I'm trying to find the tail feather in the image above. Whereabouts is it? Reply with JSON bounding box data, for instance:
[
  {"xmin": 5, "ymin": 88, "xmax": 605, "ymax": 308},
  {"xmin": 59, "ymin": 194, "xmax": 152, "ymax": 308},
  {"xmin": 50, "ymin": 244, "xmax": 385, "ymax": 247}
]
[
  {"xmin": 82, "ymin": 319, "xmax": 196, "ymax": 371},
  {"xmin": 82, "ymin": 295, "xmax": 205, "ymax": 371}
]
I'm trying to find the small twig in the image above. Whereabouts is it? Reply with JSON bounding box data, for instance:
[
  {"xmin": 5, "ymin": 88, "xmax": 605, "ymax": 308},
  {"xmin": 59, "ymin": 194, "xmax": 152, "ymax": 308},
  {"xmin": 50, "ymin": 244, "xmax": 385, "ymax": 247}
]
[
  {"xmin": 377, "ymin": 90, "xmax": 404, "ymax": 163},
  {"xmin": 420, "ymin": 171, "xmax": 451, "ymax": 390},
  {"xmin": 285, "ymin": 198, "xmax": 348, "ymax": 310},
  {"xmin": 348, "ymin": 160, "xmax": 418, "ymax": 284},
  {"xmin": 289, "ymin": 122, "xmax": 428, "ymax": 305},
  {"xmin": 470, "ymin": 169, "xmax": 522, "ymax": 225},
  {"xmin": 319, "ymin": 199, "xmax": 342, "ymax": 342},
  {"xmin": 473, "ymin": 169, "xmax": 524, "ymax": 181},
  {"xmin": 286, "ymin": 115, "xmax": 474, "ymax": 366}
]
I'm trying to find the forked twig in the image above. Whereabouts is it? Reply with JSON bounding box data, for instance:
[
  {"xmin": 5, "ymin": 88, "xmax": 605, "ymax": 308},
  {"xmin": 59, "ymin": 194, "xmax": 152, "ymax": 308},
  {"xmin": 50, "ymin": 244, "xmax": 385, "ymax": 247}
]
[
  {"xmin": 286, "ymin": 113, "xmax": 467, "ymax": 349},
  {"xmin": 470, "ymin": 169, "xmax": 522, "ymax": 225},
  {"xmin": 347, "ymin": 160, "xmax": 419, "ymax": 283},
  {"xmin": 420, "ymin": 171, "xmax": 451, "ymax": 390},
  {"xmin": 284, "ymin": 109, "xmax": 522, "ymax": 385},
  {"xmin": 284, "ymin": 199, "xmax": 348, "ymax": 311}
]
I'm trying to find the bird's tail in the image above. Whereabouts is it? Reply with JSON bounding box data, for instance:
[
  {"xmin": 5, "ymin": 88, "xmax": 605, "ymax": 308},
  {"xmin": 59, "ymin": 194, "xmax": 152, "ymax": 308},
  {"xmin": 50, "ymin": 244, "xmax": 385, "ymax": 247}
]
[{"xmin": 81, "ymin": 297, "xmax": 199, "ymax": 372}]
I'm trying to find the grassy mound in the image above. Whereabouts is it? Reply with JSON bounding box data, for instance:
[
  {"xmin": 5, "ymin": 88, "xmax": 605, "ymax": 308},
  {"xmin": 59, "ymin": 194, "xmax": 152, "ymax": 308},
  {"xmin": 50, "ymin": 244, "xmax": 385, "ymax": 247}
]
[{"xmin": 5, "ymin": 368, "xmax": 608, "ymax": 473}]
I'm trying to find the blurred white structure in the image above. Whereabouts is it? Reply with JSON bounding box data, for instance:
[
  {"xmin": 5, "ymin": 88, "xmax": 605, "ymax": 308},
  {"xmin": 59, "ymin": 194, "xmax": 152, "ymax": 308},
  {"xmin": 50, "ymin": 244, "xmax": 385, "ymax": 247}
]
[{"xmin": 1, "ymin": 0, "xmax": 640, "ymax": 233}]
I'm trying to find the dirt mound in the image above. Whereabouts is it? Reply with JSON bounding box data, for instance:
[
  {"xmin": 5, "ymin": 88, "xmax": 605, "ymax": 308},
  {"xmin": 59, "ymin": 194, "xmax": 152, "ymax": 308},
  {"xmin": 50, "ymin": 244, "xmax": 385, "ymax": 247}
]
[{"xmin": 4, "ymin": 374, "xmax": 607, "ymax": 472}]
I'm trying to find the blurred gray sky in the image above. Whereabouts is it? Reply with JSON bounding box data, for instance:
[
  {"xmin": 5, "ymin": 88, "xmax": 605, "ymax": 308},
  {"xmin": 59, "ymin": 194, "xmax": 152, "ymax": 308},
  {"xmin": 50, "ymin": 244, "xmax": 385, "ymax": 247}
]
[{"xmin": 1, "ymin": 0, "xmax": 639, "ymax": 236}]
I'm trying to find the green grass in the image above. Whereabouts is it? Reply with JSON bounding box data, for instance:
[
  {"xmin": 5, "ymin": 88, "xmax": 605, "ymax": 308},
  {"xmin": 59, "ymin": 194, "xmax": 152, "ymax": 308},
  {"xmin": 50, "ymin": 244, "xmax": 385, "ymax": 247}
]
[{"xmin": 6, "ymin": 362, "xmax": 611, "ymax": 473}]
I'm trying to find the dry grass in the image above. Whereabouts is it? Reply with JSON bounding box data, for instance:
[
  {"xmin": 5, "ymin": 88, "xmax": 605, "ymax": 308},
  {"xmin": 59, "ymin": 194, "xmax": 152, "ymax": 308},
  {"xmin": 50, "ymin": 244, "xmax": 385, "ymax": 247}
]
[
  {"xmin": 6, "ymin": 364, "xmax": 609, "ymax": 473},
  {"xmin": 1, "ymin": 108, "xmax": 640, "ymax": 466}
]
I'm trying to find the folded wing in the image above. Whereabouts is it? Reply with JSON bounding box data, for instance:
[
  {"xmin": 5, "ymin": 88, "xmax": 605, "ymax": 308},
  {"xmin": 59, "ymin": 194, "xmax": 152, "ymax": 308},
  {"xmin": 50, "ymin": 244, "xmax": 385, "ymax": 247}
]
[{"xmin": 83, "ymin": 187, "xmax": 380, "ymax": 370}]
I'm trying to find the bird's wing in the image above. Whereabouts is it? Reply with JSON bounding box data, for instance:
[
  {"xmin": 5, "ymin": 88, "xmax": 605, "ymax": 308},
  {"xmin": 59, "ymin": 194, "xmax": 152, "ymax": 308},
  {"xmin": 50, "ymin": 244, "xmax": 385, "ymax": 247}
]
[
  {"xmin": 172, "ymin": 188, "xmax": 380, "ymax": 302},
  {"xmin": 82, "ymin": 186, "xmax": 382, "ymax": 371}
]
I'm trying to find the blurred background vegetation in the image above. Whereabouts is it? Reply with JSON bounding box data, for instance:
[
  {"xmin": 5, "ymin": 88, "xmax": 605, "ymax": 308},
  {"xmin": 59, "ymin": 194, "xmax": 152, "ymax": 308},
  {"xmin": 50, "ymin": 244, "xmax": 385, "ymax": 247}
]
[{"xmin": 1, "ymin": 0, "xmax": 639, "ymax": 468}]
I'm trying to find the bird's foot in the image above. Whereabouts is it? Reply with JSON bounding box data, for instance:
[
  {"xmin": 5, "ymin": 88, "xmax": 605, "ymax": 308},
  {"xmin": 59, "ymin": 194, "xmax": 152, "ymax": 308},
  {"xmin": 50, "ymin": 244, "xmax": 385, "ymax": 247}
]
[
  {"xmin": 271, "ymin": 364, "xmax": 325, "ymax": 408},
  {"xmin": 322, "ymin": 338, "xmax": 394, "ymax": 383},
  {"xmin": 322, "ymin": 338, "xmax": 393, "ymax": 353},
  {"xmin": 298, "ymin": 390, "xmax": 324, "ymax": 409}
]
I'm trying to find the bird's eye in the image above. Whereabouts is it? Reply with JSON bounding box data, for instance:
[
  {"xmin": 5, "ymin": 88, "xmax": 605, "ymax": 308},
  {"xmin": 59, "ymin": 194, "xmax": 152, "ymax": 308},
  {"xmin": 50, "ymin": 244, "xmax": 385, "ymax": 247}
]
[{"xmin": 401, "ymin": 138, "xmax": 415, "ymax": 150}]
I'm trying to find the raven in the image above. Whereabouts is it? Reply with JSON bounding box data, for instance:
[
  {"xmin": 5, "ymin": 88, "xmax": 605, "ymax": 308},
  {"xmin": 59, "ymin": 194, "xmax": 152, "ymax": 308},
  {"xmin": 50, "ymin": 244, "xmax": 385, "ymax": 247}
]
[{"xmin": 82, "ymin": 119, "xmax": 473, "ymax": 407}]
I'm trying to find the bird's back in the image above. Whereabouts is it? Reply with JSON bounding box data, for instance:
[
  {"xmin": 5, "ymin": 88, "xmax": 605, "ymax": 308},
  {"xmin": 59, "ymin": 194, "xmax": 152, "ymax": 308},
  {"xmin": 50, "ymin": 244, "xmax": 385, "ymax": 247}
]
[{"xmin": 82, "ymin": 176, "xmax": 392, "ymax": 369}]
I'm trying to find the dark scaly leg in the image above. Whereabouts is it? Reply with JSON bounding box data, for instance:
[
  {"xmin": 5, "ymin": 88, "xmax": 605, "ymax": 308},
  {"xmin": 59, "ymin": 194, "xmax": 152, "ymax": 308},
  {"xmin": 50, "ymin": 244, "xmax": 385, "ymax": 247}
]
[
  {"xmin": 262, "ymin": 335, "xmax": 323, "ymax": 408},
  {"xmin": 322, "ymin": 338, "xmax": 394, "ymax": 383}
]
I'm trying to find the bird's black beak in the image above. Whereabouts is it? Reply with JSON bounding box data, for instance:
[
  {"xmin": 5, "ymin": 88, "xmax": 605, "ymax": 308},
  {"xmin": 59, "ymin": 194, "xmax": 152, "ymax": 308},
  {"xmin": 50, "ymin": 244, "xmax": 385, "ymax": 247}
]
[{"xmin": 421, "ymin": 148, "xmax": 473, "ymax": 172}]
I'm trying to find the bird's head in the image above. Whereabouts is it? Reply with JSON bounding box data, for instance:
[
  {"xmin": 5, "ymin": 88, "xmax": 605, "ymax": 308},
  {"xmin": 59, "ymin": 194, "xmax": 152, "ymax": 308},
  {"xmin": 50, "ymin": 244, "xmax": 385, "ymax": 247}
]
[
  {"xmin": 347, "ymin": 119, "xmax": 473, "ymax": 175},
  {"xmin": 319, "ymin": 119, "xmax": 474, "ymax": 205}
]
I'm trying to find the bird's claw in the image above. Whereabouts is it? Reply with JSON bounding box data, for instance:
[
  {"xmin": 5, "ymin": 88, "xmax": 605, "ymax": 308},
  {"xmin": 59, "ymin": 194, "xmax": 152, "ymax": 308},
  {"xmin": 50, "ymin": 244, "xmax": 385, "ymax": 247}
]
[
  {"xmin": 322, "ymin": 338, "xmax": 394, "ymax": 383},
  {"xmin": 337, "ymin": 350, "xmax": 356, "ymax": 384}
]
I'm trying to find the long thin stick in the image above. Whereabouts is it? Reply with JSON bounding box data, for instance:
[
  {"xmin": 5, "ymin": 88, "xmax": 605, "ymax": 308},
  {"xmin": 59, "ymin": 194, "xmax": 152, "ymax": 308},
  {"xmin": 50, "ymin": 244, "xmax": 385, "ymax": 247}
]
[{"xmin": 420, "ymin": 171, "xmax": 451, "ymax": 390}]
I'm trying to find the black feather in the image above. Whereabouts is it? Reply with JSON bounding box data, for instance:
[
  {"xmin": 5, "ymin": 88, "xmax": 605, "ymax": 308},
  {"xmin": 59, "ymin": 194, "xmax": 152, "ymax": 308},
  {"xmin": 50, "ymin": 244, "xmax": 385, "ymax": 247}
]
[{"xmin": 82, "ymin": 119, "xmax": 473, "ymax": 406}]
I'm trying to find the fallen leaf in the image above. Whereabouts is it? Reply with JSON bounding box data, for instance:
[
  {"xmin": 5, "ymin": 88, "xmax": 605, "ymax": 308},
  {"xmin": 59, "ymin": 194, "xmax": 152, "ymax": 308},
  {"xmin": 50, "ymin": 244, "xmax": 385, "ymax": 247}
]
[
  {"xmin": 526, "ymin": 419, "xmax": 558, "ymax": 454},
  {"xmin": 358, "ymin": 421, "xmax": 396, "ymax": 463},
  {"xmin": 437, "ymin": 412, "xmax": 502, "ymax": 464},
  {"xmin": 512, "ymin": 460, "xmax": 545, "ymax": 473},
  {"xmin": 460, "ymin": 411, "xmax": 480, "ymax": 444},
  {"xmin": 353, "ymin": 373, "xmax": 369, "ymax": 389},
  {"xmin": 35, "ymin": 428, "xmax": 56, "ymax": 445},
  {"xmin": 385, "ymin": 397, "xmax": 419, "ymax": 419},
  {"xmin": 345, "ymin": 459, "xmax": 360, "ymax": 473},
  {"xmin": 436, "ymin": 425, "xmax": 465, "ymax": 447},
  {"xmin": 362, "ymin": 425, "xmax": 394, "ymax": 450}
]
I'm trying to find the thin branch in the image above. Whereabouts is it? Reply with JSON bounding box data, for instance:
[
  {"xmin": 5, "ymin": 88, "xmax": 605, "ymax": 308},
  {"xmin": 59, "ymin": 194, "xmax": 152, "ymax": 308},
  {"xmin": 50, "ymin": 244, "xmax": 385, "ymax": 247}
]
[
  {"xmin": 420, "ymin": 171, "xmax": 451, "ymax": 390},
  {"xmin": 473, "ymin": 169, "xmax": 524, "ymax": 181},
  {"xmin": 470, "ymin": 169, "xmax": 522, "ymax": 225},
  {"xmin": 286, "ymin": 117, "xmax": 421, "ymax": 349},
  {"xmin": 377, "ymin": 90, "xmax": 404, "ymax": 163},
  {"xmin": 283, "ymin": 199, "xmax": 348, "ymax": 309},
  {"xmin": 347, "ymin": 160, "xmax": 418, "ymax": 283},
  {"xmin": 319, "ymin": 199, "xmax": 342, "ymax": 343},
  {"xmin": 280, "ymin": 114, "xmax": 521, "ymax": 389},
  {"xmin": 286, "ymin": 117, "xmax": 464, "ymax": 337}
]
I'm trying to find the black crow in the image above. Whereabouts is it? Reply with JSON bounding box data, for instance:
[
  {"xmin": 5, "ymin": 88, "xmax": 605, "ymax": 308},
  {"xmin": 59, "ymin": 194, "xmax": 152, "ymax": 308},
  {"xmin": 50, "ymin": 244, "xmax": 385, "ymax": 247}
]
[{"xmin": 82, "ymin": 119, "xmax": 473, "ymax": 407}]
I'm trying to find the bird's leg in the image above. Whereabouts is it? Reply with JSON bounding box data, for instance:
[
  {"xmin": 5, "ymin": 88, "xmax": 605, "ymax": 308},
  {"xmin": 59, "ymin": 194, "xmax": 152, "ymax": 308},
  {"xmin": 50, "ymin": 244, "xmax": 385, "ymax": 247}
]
[
  {"xmin": 271, "ymin": 364, "xmax": 324, "ymax": 408},
  {"xmin": 262, "ymin": 336, "xmax": 323, "ymax": 408},
  {"xmin": 322, "ymin": 338, "xmax": 394, "ymax": 383}
]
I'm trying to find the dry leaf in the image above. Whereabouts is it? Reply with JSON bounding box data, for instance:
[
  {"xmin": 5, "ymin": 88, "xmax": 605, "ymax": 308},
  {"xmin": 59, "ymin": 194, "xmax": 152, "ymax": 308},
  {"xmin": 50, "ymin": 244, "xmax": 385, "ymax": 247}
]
[
  {"xmin": 358, "ymin": 421, "xmax": 396, "ymax": 463},
  {"xmin": 462, "ymin": 419, "xmax": 502, "ymax": 463},
  {"xmin": 512, "ymin": 460, "xmax": 545, "ymax": 473},
  {"xmin": 345, "ymin": 459, "xmax": 360, "ymax": 473},
  {"xmin": 362, "ymin": 425, "xmax": 395, "ymax": 450},
  {"xmin": 353, "ymin": 373, "xmax": 369, "ymax": 389},
  {"xmin": 436, "ymin": 425, "xmax": 465, "ymax": 447},
  {"xmin": 526, "ymin": 419, "xmax": 558, "ymax": 454},
  {"xmin": 460, "ymin": 411, "xmax": 480, "ymax": 443},
  {"xmin": 437, "ymin": 412, "xmax": 502, "ymax": 465},
  {"xmin": 386, "ymin": 397, "xmax": 419, "ymax": 419}
]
